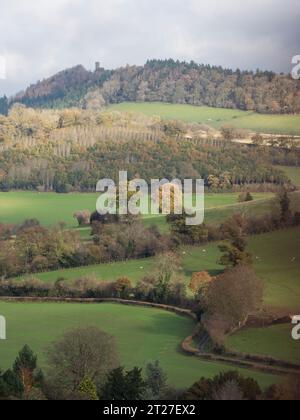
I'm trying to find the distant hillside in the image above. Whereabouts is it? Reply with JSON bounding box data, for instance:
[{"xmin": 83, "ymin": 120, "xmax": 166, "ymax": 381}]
[
  {"xmin": 0, "ymin": 106, "xmax": 297, "ymax": 193},
  {"xmin": 13, "ymin": 64, "xmax": 113, "ymax": 110},
  {"xmin": 5, "ymin": 59, "xmax": 300, "ymax": 114}
]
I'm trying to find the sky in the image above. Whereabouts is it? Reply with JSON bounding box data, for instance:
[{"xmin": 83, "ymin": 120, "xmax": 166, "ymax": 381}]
[{"xmin": 0, "ymin": 0, "xmax": 300, "ymax": 96}]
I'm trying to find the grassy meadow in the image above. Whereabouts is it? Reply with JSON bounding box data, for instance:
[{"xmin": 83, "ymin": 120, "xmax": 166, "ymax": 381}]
[
  {"xmin": 0, "ymin": 192, "xmax": 99, "ymax": 227},
  {"xmin": 108, "ymin": 102, "xmax": 300, "ymax": 135},
  {"xmin": 0, "ymin": 301, "xmax": 278, "ymax": 389},
  {"xmin": 144, "ymin": 192, "xmax": 275, "ymax": 232},
  {"xmin": 1, "ymin": 185, "xmax": 299, "ymax": 380},
  {"xmin": 18, "ymin": 226, "xmax": 300, "ymax": 314},
  {"xmin": 248, "ymin": 227, "xmax": 300, "ymax": 313},
  {"xmin": 0, "ymin": 191, "xmax": 274, "ymax": 229},
  {"xmin": 226, "ymin": 324, "xmax": 300, "ymax": 365},
  {"xmin": 278, "ymin": 166, "xmax": 300, "ymax": 187},
  {"xmin": 3, "ymin": 188, "xmax": 298, "ymax": 314}
]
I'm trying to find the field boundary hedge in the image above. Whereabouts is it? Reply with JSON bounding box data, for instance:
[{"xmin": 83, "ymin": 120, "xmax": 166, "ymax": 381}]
[
  {"xmin": 182, "ymin": 333, "xmax": 300, "ymax": 377},
  {"xmin": 182, "ymin": 333, "xmax": 300, "ymax": 376},
  {"xmin": 0, "ymin": 296, "xmax": 197, "ymax": 320}
]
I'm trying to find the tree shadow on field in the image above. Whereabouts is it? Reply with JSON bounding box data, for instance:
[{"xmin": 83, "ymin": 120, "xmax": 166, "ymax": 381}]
[
  {"xmin": 134, "ymin": 313, "xmax": 194, "ymax": 339},
  {"xmin": 183, "ymin": 268, "xmax": 223, "ymax": 278}
]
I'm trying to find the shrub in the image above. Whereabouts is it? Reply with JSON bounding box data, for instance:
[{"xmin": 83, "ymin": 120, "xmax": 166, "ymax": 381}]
[
  {"xmin": 73, "ymin": 210, "xmax": 91, "ymax": 226},
  {"xmin": 238, "ymin": 192, "xmax": 254, "ymax": 202},
  {"xmin": 189, "ymin": 272, "xmax": 213, "ymax": 296},
  {"xmin": 78, "ymin": 377, "xmax": 99, "ymax": 400},
  {"xmin": 31, "ymin": 256, "xmax": 50, "ymax": 272},
  {"xmin": 113, "ymin": 278, "xmax": 133, "ymax": 299}
]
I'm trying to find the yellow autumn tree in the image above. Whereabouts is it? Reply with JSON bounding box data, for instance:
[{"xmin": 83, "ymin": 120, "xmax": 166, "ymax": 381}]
[
  {"xmin": 189, "ymin": 271, "xmax": 213, "ymax": 296},
  {"xmin": 158, "ymin": 182, "xmax": 183, "ymax": 214}
]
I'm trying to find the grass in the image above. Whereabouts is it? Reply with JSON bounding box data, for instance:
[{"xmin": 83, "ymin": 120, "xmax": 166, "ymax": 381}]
[
  {"xmin": 182, "ymin": 227, "xmax": 300, "ymax": 314},
  {"xmin": 248, "ymin": 226, "xmax": 300, "ymax": 313},
  {"xmin": 20, "ymin": 240, "xmax": 220, "ymax": 284},
  {"xmin": 204, "ymin": 194, "xmax": 276, "ymax": 225},
  {"xmin": 108, "ymin": 102, "xmax": 300, "ymax": 135},
  {"xmin": 18, "ymin": 243, "xmax": 223, "ymax": 284},
  {"xmin": 143, "ymin": 192, "xmax": 274, "ymax": 232},
  {"xmin": 226, "ymin": 324, "xmax": 300, "ymax": 365},
  {"xmin": 152, "ymin": 191, "xmax": 291, "ymax": 231},
  {"xmin": 17, "ymin": 238, "xmax": 223, "ymax": 284},
  {"xmin": 224, "ymin": 200, "xmax": 300, "ymax": 365},
  {"xmin": 0, "ymin": 191, "xmax": 273, "ymax": 233},
  {"xmin": 1, "ymin": 189, "xmax": 299, "ymax": 385},
  {"xmin": 18, "ymin": 226, "xmax": 300, "ymax": 314},
  {"xmin": 180, "ymin": 220, "xmax": 300, "ymax": 312},
  {"xmin": 0, "ymin": 301, "xmax": 277, "ymax": 388},
  {"xmin": 0, "ymin": 192, "xmax": 99, "ymax": 227},
  {"xmin": 21, "ymin": 258, "xmax": 156, "ymax": 283},
  {"xmin": 2, "ymin": 188, "xmax": 299, "ymax": 375},
  {"xmin": 277, "ymin": 166, "xmax": 300, "ymax": 187}
]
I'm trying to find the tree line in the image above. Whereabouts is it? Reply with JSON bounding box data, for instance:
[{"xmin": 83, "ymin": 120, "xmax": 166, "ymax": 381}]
[
  {"xmin": 0, "ymin": 217, "xmax": 171, "ymax": 278},
  {"xmin": 3, "ymin": 59, "xmax": 300, "ymax": 114}
]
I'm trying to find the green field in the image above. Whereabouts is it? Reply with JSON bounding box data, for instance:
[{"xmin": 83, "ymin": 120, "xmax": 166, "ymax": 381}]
[
  {"xmin": 0, "ymin": 301, "xmax": 277, "ymax": 388},
  {"xmin": 227, "ymin": 324, "xmax": 300, "ymax": 365},
  {"xmin": 19, "ymin": 242, "xmax": 221, "ymax": 284},
  {"xmin": 189, "ymin": 227, "xmax": 300, "ymax": 313},
  {"xmin": 108, "ymin": 102, "xmax": 300, "ymax": 135},
  {"xmin": 0, "ymin": 191, "xmax": 273, "ymax": 229},
  {"xmin": 186, "ymin": 226, "xmax": 300, "ymax": 314},
  {"xmin": 20, "ymin": 258, "xmax": 157, "ymax": 284},
  {"xmin": 19, "ymin": 244, "xmax": 222, "ymax": 284},
  {"xmin": 278, "ymin": 166, "xmax": 300, "ymax": 187},
  {"xmin": 227, "ymin": 225, "xmax": 300, "ymax": 365},
  {"xmin": 248, "ymin": 227, "xmax": 300, "ymax": 313},
  {"xmin": 0, "ymin": 192, "xmax": 98, "ymax": 227},
  {"xmin": 18, "ymin": 226, "xmax": 300, "ymax": 314},
  {"xmin": 2, "ymin": 188, "xmax": 299, "ymax": 379},
  {"xmin": 145, "ymin": 193, "xmax": 275, "ymax": 232}
]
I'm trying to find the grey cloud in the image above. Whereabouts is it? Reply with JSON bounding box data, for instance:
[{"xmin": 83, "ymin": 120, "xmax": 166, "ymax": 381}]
[{"xmin": 0, "ymin": 0, "xmax": 299, "ymax": 96}]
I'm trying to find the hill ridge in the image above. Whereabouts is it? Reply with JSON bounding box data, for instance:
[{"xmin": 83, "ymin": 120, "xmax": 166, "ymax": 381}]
[{"xmin": 1, "ymin": 59, "xmax": 299, "ymax": 115}]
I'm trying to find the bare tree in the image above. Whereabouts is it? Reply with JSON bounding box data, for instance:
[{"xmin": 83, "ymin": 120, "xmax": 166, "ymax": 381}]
[
  {"xmin": 200, "ymin": 265, "xmax": 263, "ymax": 337},
  {"xmin": 46, "ymin": 326, "xmax": 119, "ymax": 398}
]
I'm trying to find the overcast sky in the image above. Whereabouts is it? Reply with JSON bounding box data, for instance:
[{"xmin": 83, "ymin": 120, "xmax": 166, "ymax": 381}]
[{"xmin": 0, "ymin": 0, "xmax": 299, "ymax": 96}]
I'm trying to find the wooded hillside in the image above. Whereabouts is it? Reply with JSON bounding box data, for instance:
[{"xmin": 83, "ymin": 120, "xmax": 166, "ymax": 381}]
[
  {"xmin": 2, "ymin": 60, "xmax": 300, "ymax": 114},
  {"xmin": 0, "ymin": 105, "xmax": 297, "ymax": 192}
]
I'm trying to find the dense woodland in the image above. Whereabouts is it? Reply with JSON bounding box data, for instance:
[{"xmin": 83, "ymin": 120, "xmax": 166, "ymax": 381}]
[
  {"xmin": 0, "ymin": 105, "xmax": 298, "ymax": 192},
  {"xmin": 1, "ymin": 60, "xmax": 300, "ymax": 114}
]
